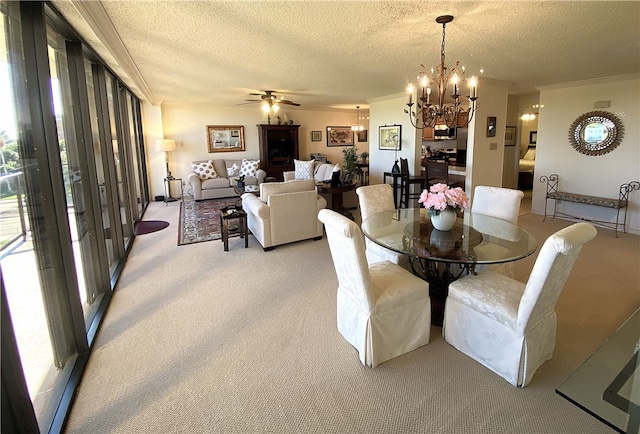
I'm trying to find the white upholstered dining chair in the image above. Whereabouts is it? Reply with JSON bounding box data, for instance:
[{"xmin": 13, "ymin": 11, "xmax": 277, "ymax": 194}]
[
  {"xmin": 471, "ymin": 186, "xmax": 524, "ymax": 225},
  {"xmin": 443, "ymin": 222, "xmax": 597, "ymax": 387},
  {"xmin": 318, "ymin": 209, "xmax": 431, "ymax": 368},
  {"xmin": 471, "ymin": 186, "xmax": 525, "ymax": 277},
  {"xmin": 356, "ymin": 184, "xmax": 410, "ymax": 269}
]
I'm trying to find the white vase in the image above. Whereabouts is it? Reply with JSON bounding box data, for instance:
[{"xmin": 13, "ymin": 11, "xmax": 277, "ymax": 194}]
[
  {"xmin": 429, "ymin": 228, "xmax": 455, "ymax": 252},
  {"xmin": 430, "ymin": 208, "xmax": 457, "ymax": 231}
]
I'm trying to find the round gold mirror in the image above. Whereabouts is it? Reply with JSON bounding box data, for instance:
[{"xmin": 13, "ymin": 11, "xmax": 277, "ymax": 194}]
[{"xmin": 568, "ymin": 110, "xmax": 624, "ymax": 156}]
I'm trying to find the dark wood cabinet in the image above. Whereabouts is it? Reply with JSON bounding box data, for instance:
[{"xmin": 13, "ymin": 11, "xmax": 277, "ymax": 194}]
[
  {"xmin": 422, "ymin": 127, "xmax": 435, "ymax": 141},
  {"xmin": 456, "ymin": 111, "xmax": 469, "ymax": 127},
  {"xmin": 257, "ymin": 124, "xmax": 300, "ymax": 181}
]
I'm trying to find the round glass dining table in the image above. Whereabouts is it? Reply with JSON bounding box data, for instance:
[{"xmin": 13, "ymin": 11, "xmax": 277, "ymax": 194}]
[{"xmin": 361, "ymin": 208, "xmax": 537, "ymax": 325}]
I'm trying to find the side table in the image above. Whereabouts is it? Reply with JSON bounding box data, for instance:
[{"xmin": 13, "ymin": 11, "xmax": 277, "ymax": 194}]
[
  {"xmin": 219, "ymin": 205, "xmax": 248, "ymax": 251},
  {"xmin": 164, "ymin": 177, "xmax": 183, "ymax": 205},
  {"xmin": 316, "ymin": 181, "xmax": 358, "ymax": 220}
]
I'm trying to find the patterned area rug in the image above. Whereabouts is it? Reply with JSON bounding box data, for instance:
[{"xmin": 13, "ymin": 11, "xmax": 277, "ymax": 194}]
[{"xmin": 178, "ymin": 197, "xmax": 241, "ymax": 245}]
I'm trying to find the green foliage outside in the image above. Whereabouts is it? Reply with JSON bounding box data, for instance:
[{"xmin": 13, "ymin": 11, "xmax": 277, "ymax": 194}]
[
  {"xmin": 0, "ymin": 129, "xmax": 73, "ymax": 203},
  {"xmin": 0, "ymin": 129, "xmax": 20, "ymax": 197}
]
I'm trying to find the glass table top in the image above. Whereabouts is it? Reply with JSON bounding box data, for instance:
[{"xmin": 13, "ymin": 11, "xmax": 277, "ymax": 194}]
[
  {"xmin": 556, "ymin": 308, "xmax": 640, "ymax": 434},
  {"xmin": 361, "ymin": 208, "xmax": 537, "ymax": 265}
]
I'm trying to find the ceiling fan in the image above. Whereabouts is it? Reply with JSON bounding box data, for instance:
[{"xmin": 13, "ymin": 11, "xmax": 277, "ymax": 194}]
[{"xmin": 240, "ymin": 90, "xmax": 301, "ymax": 107}]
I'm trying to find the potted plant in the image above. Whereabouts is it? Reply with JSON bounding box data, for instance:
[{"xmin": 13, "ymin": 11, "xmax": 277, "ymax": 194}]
[
  {"xmin": 236, "ymin": 175, "xmax": 245, "ymax": 189},
  {"xmin": 342, "ymin": 145, "xmax": 358, "ymax": 184},
  {"xmin": 359, "ymin": 151, "xmax": 369, "ymax": 163}
]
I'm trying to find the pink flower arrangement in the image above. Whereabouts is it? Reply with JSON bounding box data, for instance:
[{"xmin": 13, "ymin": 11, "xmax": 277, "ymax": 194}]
[{"xmin": 418, "ymin": 183, "xmax": 469, "ymax": 216}]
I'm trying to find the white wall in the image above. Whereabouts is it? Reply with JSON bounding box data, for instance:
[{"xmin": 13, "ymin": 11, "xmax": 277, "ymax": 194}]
[
  {"xmin": 141, "ymin": 101, "xmax": 165, "ymax": 199},
  {"xmin": 147, "ymin": 103, "xmax": 364, "ymax": 198},
  {"xmin": 367, "ymin": 93, "xmax": 420, "ymax": 186},
  {"xmin": 532, "ymin": 73, "xmax": 640, "ymax": 235},
  {"xmin": 465, "ymin": 79, "xmax": 509, "ymax": 195}
]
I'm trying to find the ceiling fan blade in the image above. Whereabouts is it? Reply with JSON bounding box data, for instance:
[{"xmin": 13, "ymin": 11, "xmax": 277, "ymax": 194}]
[{"xmin": 278, "ymin": 100, "xmax": 301, "ymax": 106}]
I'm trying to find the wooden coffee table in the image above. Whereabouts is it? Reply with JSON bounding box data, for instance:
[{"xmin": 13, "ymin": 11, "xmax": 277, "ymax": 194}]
[{"xmin": 316, "ymin": 181, "xmax": 358, "ymax": 220}]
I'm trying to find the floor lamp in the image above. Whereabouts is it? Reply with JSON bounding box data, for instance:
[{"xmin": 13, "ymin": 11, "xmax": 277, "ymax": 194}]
[{"xmin": 155, "ymin": 139, "xmax": 176, "ymax": 179}]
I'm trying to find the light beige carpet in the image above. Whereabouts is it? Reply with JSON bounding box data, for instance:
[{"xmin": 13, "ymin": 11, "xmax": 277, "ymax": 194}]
[{"xmin": 63, "ymin": 201, "xmax": 639, "ymax": 433}]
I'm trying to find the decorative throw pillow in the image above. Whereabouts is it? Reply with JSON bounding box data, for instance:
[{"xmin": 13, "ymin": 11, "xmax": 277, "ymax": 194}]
[
  {"xmin": 239, "ymin": 159, "xmax": 260, "ymax": 177},
  {"xmin": 294, "ymin": 159, "xmax": 315, "ymax": 179},
  {"xmin": 226, "ymin": 163, "xmax": 240, "ymax": 177},
  {"xmin": 191, "ymin": 160, "xmax": 218, "ymax": 180}
]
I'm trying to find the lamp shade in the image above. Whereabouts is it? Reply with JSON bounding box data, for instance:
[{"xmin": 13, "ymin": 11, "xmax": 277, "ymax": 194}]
[{"xmin": 155, "ymin": 139, "xmax": 176, "ymax": 152}]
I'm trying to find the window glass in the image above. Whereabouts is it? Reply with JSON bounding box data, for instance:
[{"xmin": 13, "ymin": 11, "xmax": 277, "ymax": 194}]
[{"xmin": 1, "ymin": 4, "xmax": 70, "ymax": 430}]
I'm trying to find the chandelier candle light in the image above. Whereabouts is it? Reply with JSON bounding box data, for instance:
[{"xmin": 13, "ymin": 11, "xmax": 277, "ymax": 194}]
[{"xmin": 405, "ymin": 15, "xmax": 481, "ymax": 129}]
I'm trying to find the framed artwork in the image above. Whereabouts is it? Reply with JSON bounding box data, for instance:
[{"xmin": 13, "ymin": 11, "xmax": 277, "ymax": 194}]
[
  {"xmin": 326, "ymin": 126, "xmax": 354, "ymax": 146},
  {"xmin": 311, "ymin": 130, "xmax": 322, "ymax": 142},
  {"xmin": 505, "ymin": 125, "xmax": 517, "ymax": 146},
  {"xmin": 357, "ymin": 130, "xmax": 368, "ymax": 142},
  {"xmin": 207, "ymin": 125, "xmax": 245, "ymax": 153},
  {"xmin": 530, "ymin": 131, "xmax": 537, "ymax": 145},
  {"xmin": 486, "ymin": 117, "xmax": 497, "ymax": 137},
  {"xmin": 379, "ymin": 125, "xmax": 401, "ymax": 150}
]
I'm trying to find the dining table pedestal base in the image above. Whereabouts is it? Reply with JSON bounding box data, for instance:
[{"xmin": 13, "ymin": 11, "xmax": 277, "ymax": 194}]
[{"xmin": 410, "ymin": 258, "xmax": 475, "ymax": 326}]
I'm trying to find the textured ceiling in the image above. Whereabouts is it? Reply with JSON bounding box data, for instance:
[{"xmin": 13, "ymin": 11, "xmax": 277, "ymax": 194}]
[{"xmin": 51, "ymin": 1, "xmax": 639, "ymax": 111}]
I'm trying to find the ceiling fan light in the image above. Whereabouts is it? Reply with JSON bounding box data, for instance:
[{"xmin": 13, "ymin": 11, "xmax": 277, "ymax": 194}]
[
  {"xmin": 272, "ymin": 104, "xmax": 280, "ymax": 112},
  {"xmin": 262, "ymin": 102, "xmax": 270, "ymax": 112}
]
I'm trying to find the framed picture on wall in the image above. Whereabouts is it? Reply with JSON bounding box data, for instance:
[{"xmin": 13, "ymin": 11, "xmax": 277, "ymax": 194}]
[
  {"xmin": 357, "ymin": 130, "xmax": 368, "ymax": 142},
  {"xmin": 326, "ymin": 126, "xmax": 354, "ymax": 146},
  {"xmin": 206, "ymin": 125, "xmax": 245, "ymax": 153},
  {"xmin": 530, "ymin": 131, "xmax": 537, "ymax": 144},
  {"xmin": 486, "ymin": 117, "xmax": 497, "ymax": 137},
  {"xmin": 311, "ymin": 130, "xmax": 322, "ymax": 142},
  {"xmin": 379, "ymin": 125, "xmax": 401, "ymax": 150}
]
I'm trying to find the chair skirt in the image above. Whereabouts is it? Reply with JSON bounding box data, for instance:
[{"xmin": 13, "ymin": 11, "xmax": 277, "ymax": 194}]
[
  {"xmin": 337, "ymin": 284, "xmax": 430, "ymax": 368},
  {"xmin": 443, "ymin": 297, "xmax": 557, "ymax": 386}
]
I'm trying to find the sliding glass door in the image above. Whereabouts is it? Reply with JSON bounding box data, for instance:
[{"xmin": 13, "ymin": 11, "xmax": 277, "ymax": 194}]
[{"xmin": 0, "ymin": 2, "xmax": 150, "ymax": 432}]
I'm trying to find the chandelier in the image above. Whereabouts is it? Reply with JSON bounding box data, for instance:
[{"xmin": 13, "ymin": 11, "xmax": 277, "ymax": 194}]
[
  {"xmin": 351, "ymin": 105, "xmax": 364, "ymax": 131},
  {"xmin": 404, "ymin": 15, "xmax": 481, "ymax": 129}
]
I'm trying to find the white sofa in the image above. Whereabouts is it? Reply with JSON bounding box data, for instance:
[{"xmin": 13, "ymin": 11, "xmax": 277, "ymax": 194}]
[
  {"xmin": 188, "ymin": 159, "xmax": 266, "ymax": 201},
  {"xmin": 283, "ymin": 162, "xmax": 337, "ymax": 183},
  {"xmin": 241, "ymin": 179, "xmax": 327, "ymax": 251}
]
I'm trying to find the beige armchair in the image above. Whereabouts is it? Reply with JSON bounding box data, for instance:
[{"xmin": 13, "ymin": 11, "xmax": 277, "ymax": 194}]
[{"xmin": 241, "ymin": 179, "xmax": 327, "ymax": 251}]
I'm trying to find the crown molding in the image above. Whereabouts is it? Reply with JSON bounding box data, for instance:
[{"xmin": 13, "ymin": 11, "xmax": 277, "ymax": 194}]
[
  {"xmin": 536, "ymin": 73, "xmax": 640, "ymax": 92},
  {"xmin": 71, "ymin": 1, "xmax": 158, "ymax": 105},
  {"xmin": 367, "ymin": 92, "xmax": 406, "ymax": 104}
]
